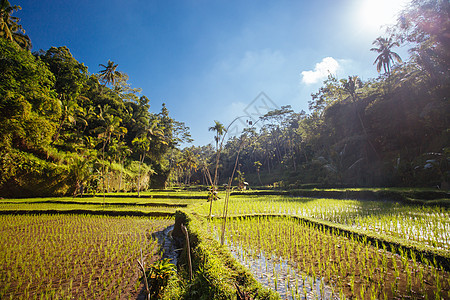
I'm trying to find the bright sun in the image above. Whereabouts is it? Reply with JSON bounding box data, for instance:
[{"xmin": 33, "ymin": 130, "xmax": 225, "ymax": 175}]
[{"xmin": 357, "ymin": 0, "xmax": 410, "ymax": 33}]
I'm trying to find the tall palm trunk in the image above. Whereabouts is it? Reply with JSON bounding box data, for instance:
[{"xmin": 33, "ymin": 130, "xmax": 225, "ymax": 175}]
[
  {"xmin": 257, "ymin": 169, "xmax": 262, "ymax": 185},
  {"xmin": 137, "ymin": 154, "xmax": 145, "ymax": 197},
  {"xmin": 118, "ymin": 157, "xmax": 123, "ymax": 192},
  {"xmin": 101, "ymin": 146, "xmax": 106, "ymax": 205},
  {"xmin": 353, "ymin": 100, "xmax": 380, "ymax": 160}
]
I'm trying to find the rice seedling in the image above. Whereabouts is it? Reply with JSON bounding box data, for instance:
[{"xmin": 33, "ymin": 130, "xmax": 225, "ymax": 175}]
[
  {"xmin": 198, "ymin": 195, "xmax": 450, "ymax": 254},
  {"xmin": 0, "ymin": 214, "xmax": 172, "ymax": 299},
  {"xmin": 0, "ymin": 203, "xmax": 177, "ymax": 214},
  {"xmin": 211, "ymin": 216, "xmax": 450, "ymax": 299}
]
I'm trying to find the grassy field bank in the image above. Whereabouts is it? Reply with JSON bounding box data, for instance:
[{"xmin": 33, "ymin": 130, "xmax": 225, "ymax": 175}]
[{"xmin": 166, "ymin": 210, "xmax": 278, "ymax": 299}]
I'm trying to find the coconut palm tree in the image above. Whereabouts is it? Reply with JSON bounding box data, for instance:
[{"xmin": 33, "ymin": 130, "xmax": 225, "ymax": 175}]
[
  {"xmin": 254, "ymin": 160, "xmax": 263, "ymax": 185},
  {"xmin": 132, "ymin": 135, "xmax": 150, "ymax": 197},
  {"xmin": 341, "ymin": 75, "xmax": 362, "ymax": 102},
  {"xmin": 95, "ymin": 105, "xmax": 127, "ymax": 202},
  {"xmin": 68, "ymin": 156, "xmax": 91, "ymax": 197},
  {"xmin": 0, "ymin": 0, "xmax": 31, "ymax": 50},
  {"xmin": 208, "ymin": 120, "xmax": 226, "ymax": 151},
  {"xmin": 370, "ymin": 36, "xmax": 402, "ymax": 75},
  {"xmin": 181, "ymin": 149, "xmax": 198, "ymax": 185},
  {"xmin": 98, "ymin": 60, "xmax": 122, "ymax": 87},
  {"xmin": 132, "ymin": 120, "xmax": 165, "ymax": 196}
]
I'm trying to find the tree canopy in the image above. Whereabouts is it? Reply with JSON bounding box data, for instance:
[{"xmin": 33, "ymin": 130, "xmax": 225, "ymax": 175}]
[
  {"xmin": 0, "ymin": 26, "xmax": 191, "ymax": 196},
  {"xmin": 0, "ymin": 0, "xmax": 448, "ymax": 195},
  {"xmin": 180, "ymin": 0, "xmax": 449, "ymax": 189}
]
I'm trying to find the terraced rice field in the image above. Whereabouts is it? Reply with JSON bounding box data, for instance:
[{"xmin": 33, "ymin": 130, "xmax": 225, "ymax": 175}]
[
  {"xmin": 1, "ymin": 190, "xmax": 448, "ymax": 299},
  {"xmin": 199, "ymin": 195, "xmax": 450, "ymax": 252},
  {"xmin": 0, "ymin": 214, "xmax": 172, "ymax": 299},
  {"xmin": 210, "ymin": 216, "xmax": 450, "ymax": 299}
]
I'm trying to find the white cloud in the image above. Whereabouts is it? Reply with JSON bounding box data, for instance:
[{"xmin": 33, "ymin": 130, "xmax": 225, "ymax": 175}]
[{"xmin": 301, "ymin": 57, "xmax": 339, "ymax": 84}]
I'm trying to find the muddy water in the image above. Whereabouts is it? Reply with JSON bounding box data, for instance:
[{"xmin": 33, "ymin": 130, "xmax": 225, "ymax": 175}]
[
  {"xmin": 224, "ymin": 239, "xmax": 338, "ymax": 300},
  {"xmin": 152, "ymin": 224, "xmax": 182, "ymax": 266}
]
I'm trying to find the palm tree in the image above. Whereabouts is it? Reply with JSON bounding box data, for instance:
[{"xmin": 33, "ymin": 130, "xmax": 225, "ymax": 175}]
[
  {"xmin": 51, "ymin": 96, "xmax": 81, "ymax": 144},
  {"xmin": 68, "ymin": 157, "xmax": 91, "ymax": 197},
  {"xmin": 208, "ymin": 120, "xmax": 226, "ymax": 151},
  {"xmin": 370, "ymin": 36, "xmax": 402, "ymax": 75},
  {"xmin": 341, "ymin": 75, "xmax": 362, "ymax": 102},
  {"xmin": 132, "ymin": 120, "xmax": 165, "ymax": 196},
  {"xmin": 340, "ymin": 75, "xmax": 380, "ymax": 161},
  {"xmin": 108, "ymin": 140, "xmax": 131, "ymax": 192},
  {"xmin": 95, "ymin": 105, "xmax": 127, "ymax": 202},
  {"xmin": 0, "ymin": 0, "xmax": 31, "ymax": 50},
  {"xmin": 98, "ymin": 60, "xmax": 122, "ymax": 87},
  {"xmin": 132, "ymin": 135, "xmax": 150, "ymax": 197},
  {"xmin": 254, "ymin": 161, "xmax": 262, "ymax": 185},
  {"xmin": 181, "ymin": 149, "xmax": 198, "ymax": 185}
]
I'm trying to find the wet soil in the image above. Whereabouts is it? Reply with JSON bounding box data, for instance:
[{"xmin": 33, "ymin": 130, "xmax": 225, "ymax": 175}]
[{"xmin": 152, "ymin": 224, "xmax": 184, "ymax": 266}]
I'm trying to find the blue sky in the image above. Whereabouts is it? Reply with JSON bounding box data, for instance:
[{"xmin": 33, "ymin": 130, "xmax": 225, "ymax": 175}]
[{"xmin": 16, "ymin": 0, "xmax": 410, "ymax": 146}]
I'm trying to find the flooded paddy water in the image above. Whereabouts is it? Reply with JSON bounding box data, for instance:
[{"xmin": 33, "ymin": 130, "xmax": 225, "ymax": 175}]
[
  {"xmin": 225, "ymin": 239, "xmax": 337, "ymax": 299},
  {"xmin": 199, "ymin": 197, "xmax": 450, "ymax": 253},
  {"xmin": 210, "ymin": 216, "xmax": 450, "ymax": 299}
]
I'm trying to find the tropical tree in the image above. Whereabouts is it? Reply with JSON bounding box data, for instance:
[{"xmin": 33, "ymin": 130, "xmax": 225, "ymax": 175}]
[
  {"xmin": 254, "ymin": 160, "xmax": 262, "ymax": 185},
  {"xmin": 68, "ymin": 156, "xmax": 92, "ymax": 197},
  {"xmin": 393, "ymin": 0, "xmax": 450, "ymax": 85},
  {"xmin": 235, "ymin": 169, "xmax": 245, "ymax": 190},
  {"xmin": 340, "ymin": 75, "xmax": 372, "ymax": 139},
  {"xmin": 132, "ymin": 119, "xmax": 164, "ymax": 196},
  {"xmin": 0, "ymin": 0, "xmax": 31, "ymax": 50},
  {"xmin": 132, "ymin": 135, "xmax": 150, "ymax": 197},
  {"xmin": 0, "ymin": 38, "xmax": 60, "ymax": 151},
  {"xmin": 206, "ymin": 120, "xmax": 227, "ymax": 217},
  {"xmin": 208, "ymin": 120, "xmax": 226, "ymax": 151},
  {"xmin": 309, "ymin": 75, "xmax": 344, "ymax": 116},
  {"xmin": 181, "ymin": 149, "xmax": 198, "ymax": 185},
  {"xmin": 98, "ymin": 60, "xmax": 123, "ymax": 87},
  {"xmin": 95, "ymin": 105, "xmax": 127, "ymax": 201},
  {"xmin": 370, "ymin": 36, "xmax": 402, "ymax": 75},
  {"xmin": 341, "ymin": 75, "xmax": 362, "ymax": 102},
  {"xmin": 39, "ymin": 47, "xmax": 90, "ymax": 145},
  {"xmin": 108, "ymin": 140, "xmax": 131, "ymax": 191}
]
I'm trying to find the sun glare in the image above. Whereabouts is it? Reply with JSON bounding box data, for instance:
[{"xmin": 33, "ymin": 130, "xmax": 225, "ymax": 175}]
[{"xmin": 357, "ymin": 0, "xmax": 410, "ymax": 34}]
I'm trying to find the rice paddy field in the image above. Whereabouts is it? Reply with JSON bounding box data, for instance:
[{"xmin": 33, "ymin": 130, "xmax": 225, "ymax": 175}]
[
  {"xmin": 0, "ymin": 189, "xmax": 449, "ymax": 299},
  {"xmin": 0, "ymin": 193, "xmax": 194, "ymax": 299},
  {"xmin": 0, "ymin": 214, "xmax": 173, "ymax": 299},
  {"xmin": 197, "ymin": 195, "xmax": 450, "ymax": 253},
  {"xmin": 0, "ymin": 203, "xmax": 178, "ymax": 214},
  {"xmin": 0, "ymin": 195, "xmax": 206, "ymax": 215},
  {"xmin": 0, "ymin": 195, "xmax": 204, "ymax": 206},
  {"xmin": 209, "ymin": 216, "xmax": 450, "ymax": 299}
]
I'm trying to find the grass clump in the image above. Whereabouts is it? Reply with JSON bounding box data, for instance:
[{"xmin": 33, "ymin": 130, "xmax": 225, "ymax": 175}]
[{"xmin": 169, "ymin": 210, "xmax": 279, "ymax": 299}]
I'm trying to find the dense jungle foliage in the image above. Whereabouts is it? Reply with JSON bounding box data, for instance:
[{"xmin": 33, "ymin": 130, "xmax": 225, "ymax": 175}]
[
  {"xmin": 0, "ymin": 0, "xmax": 448, "ymax": 197},
  {"xmin": 0, "ymin": 2, "xmax": 192, "ymax": 196},
  {"xmin": 174, "ymin": 0, "xmax": 449, "ymax": 189}
]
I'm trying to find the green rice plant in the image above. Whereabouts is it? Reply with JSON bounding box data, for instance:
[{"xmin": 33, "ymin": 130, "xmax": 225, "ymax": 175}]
[
  {"xmin": 200, "ymin": 195, "xmax": 450, "ymax": 253},
  {"xmin": 360, "ymin": 283, "xmax": 366, "ymax": 299},
  {"xmin": 212, "ymin": 216, "xmax": 450, "ymax": 299},
  {"xmin": 274, "ymin": 271, "xmax": 278, "ymax": 291},
  {"xmin": 0, "ymin": 214, "xmax": 172, "ymax": 298}
]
